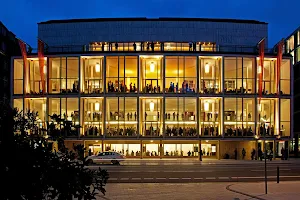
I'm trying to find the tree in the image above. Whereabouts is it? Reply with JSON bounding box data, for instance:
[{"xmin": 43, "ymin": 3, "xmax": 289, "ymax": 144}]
[{"xmin": 0, "ymin": 107, "xmax": 109, "ymax": 200}]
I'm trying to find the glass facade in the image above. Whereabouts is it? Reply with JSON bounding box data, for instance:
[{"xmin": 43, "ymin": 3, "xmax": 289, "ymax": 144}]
[{"xmin": 12, "ymin": 54, "xmax": 293, "ymax": 158}]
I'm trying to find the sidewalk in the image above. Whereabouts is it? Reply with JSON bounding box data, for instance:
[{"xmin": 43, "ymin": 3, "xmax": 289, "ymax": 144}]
[
  {"xmin": 228, "ymin": 181, "xmax": 300, "ymax": 200},
  {"xmin": 96, "ymin": 181, "xmax": 300, "ymax": 200},
  {"xmin": 122, "ymin": 158, "xmax": 300, "ymax": 164}
]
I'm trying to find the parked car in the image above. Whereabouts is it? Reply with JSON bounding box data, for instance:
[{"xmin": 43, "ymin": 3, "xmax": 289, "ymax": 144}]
[{"xmin": 86, "ymin": 151, "xmax": 125, "ymax": 165}]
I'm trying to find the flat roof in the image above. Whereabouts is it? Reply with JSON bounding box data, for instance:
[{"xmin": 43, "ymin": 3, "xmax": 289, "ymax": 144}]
[{"xmin": 39, "ymin": 17, "xmax": 267, "ymax": 25}]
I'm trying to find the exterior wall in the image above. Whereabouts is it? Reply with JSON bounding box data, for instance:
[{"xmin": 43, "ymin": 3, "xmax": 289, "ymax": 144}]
[
  {"xmin": 38, "ymin": 20, "xmax": 268, "ymax": 47},
  {"xmin": 220, "ymin": 141, "xmax": 256, "ymax": 160}
]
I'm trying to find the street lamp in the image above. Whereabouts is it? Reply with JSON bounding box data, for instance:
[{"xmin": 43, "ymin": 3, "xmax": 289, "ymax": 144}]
[{"xmin": 261, "ymin": 117, "xmax": 268, "ymax": 194}]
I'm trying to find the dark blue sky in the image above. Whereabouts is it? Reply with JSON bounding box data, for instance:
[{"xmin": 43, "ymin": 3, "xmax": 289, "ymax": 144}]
[{"xmin": 1, "ymin": 0, "xmax": 299, "ymax": 48}]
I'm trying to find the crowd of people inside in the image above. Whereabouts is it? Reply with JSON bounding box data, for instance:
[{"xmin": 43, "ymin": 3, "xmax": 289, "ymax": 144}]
[
  {"xmin": 165, "ymin": 82, "xmax": 195, "ymax": 93},
  {"xmin": 165, "ymin": 126, "xmax": 197, "ymax": 137},
  {"xmin": 107, "ymin": 81, "xmax": 137, "ymax": 93}
]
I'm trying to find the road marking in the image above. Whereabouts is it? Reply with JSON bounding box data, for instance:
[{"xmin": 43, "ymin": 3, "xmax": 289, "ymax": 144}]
[
  {"xmin": 169, "ymin": 178, "xmax": 179, "ymax": 180},
  {"xmin": 144, "ymin": 178, "xmax": 154, "ymax": 180},
  {"xmin": 156, "ymin": 178, "xmax": 166, "ymax": 180},
  {"xmin": 205, "ymin": 177, "xmax": 216, "ymax": 180},
  {"xmin": 194, "ymin": 178, "xmax": 203, "ymax": 180},
  {"xmin": 109, "ymin": 178, "xmax": 118, "ymax": 180},
  {"xmin": 251, "ymin": 169, "xmax": 291, "ymax": 172},
  {"xmin": 120, "ymin": 178, "xmax": 129, "ymax": 180},
  {"xmin": 182, "ymin": 178, "xmax": 192, "ymax": 180},
  {"xmin": 218, "ymin": 177, "xmax": 229, "ymax": 179},
  {"xmin": 280, "ymin": 175, "xmax": 300, "ymax": 178},
  {"xmin": 238, "ymin": 176, "xmax": 264, "ymax": 179},
  {"xmin": 132, "ymin": 178, "xmax": 141, "ymax": 180}
]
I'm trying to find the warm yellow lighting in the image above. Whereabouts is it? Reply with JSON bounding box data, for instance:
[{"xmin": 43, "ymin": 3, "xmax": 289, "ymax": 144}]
[
  {"xmin": 165, "ymin": 121, "xmax": 196, "ymax": 125},
  {"xmin": 43, "ymin": 65, "xmax": 47, "ymax": 74},
  {"xmin": 95, "ymin": 63, "xmax": 100, "ymax": 72},
  {"xmin": 42, "ymin": 103, "xmax": 46, "ymax": 111},
  {"xmin": 95, "ymin": 102, "xmax": 100, "ymax": 111},
  {"xmin": 205, "ymin": 63, "xmax": 210, "ymax": 74},
  {"xmin": 150, "ymin": 62, "xmax": 155, "ymax": 72},
  {"xmin": 106, "ymin": 121, "xmax": 137, "ymax": 125},
  {"xmin": 258, "ymin": 103, "xmax": 262, "ymax": 111},
  {"xmin": 257, "ymin": 65, "xmax": 262, "ymax": 74},
  {"xmin": 149, "ymin": 101, "xmax": 155, "ymax": 112},
  {"xmin": 254, "ymin": 135, "xmax": 259, "ymax": 139},
  {"xmin": 204, "ymin": 101, "xmax": 209, "ymax": 111}
]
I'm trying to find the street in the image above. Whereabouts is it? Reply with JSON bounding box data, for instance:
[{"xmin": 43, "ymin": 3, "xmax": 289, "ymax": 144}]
[{"xmin": 87, "ymin": 159, "xmax": 300, "ymax": 183}]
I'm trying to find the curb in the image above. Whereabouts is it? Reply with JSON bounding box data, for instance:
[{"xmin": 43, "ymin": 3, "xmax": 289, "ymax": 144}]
[{"xmin": 226, "ymin": 184, "xmax": 266, "ymax": 200}]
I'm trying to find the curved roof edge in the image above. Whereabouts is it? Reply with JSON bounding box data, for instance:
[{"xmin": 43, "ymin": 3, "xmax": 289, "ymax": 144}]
[{"xmin": 38, "ymin": 17, "xmax": 267, "ymax": 25}]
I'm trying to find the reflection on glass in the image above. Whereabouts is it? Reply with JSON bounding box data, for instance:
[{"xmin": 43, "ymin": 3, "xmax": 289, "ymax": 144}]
[
  {"xmin": 165, "ymin": 56, "xmax": 197, "ymax": 93},
  {"xmin": 224, "ymin": 98, "xmax": 255, "ymax": 137},
  {"xmin": 82, "ymin": 57, "xmax": 103, "ymax": 94},
  {"xmin": 14, "ymin": 59, "xmax": 23, "ymax": 94},
  {"xmin": 200, "ymin": 98, "xmax": 220, "ymax": 136},
  {"xmin": 165, "ymin": 98, "xmax": 197, "ymax": 137},
  {"xmin": 106, "ymin": 56, "xmax": 138, "ymax": 93},
  {"xmin": 200, "ymin": 57, "xmax": 221, "ymax": 94},
  {"xmin": 83, "ymin": 98, "xmax": 103, "ymax": 137},
  {"xmin": 141, "ymin": 98, "xmax": 162, "ymax": 136},
  {"xmin": 140, "ymin": 56, "xmax": 163, "ymax": 93},
  {"xmin": 106, "ymin": 97, "xmax": 137, "ymax": 136}
]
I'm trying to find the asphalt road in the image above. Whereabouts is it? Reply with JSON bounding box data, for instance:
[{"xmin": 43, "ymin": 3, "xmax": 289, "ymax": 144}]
[{"xmin": 87, "ymin": 159, "xmax": 300, "ymax": 183}]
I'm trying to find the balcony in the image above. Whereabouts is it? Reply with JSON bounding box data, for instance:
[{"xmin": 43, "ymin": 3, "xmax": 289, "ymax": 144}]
[{"xmin": 33, "ymin": 42, "xmax": 271, "ymax": 54}]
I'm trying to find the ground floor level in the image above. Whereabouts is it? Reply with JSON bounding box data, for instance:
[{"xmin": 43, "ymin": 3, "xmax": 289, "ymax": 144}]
[{"xmin": 61, "ymin": 139, "xmax": 290, "ymax": 160}]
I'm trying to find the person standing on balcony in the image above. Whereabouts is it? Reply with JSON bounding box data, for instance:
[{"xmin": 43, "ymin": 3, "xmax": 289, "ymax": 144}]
[{"xmin": 133, "ymin": 42, "xmax": 136, "ymax": 51}]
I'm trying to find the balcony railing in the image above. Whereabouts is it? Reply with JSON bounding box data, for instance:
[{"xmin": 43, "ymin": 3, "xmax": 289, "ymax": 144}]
[{"xmin": 28, "ymin": 42, "xmax": 276, "ymax": 54}]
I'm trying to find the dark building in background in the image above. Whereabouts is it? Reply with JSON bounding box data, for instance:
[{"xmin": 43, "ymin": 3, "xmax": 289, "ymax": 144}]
[
  {"xmin": 0, "ymin": 21, "xmax": 20, "ymax": 105},
  {"xmin": 284, "ymin": 26, "xmax": 300, "ymax": 157}
]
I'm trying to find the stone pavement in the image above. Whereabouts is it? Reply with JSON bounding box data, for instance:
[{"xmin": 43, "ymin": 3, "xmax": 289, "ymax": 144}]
[
  {"xmin": 96, "ymin": 183, "xmax": 245, "ymax": 200},
  {"xmin": 228, "ymin": 181, "xmax": 300, "ymax": 200},
  {"xmin": 96, "ymin": 181, "xmax": 300, "ymax": 200}
]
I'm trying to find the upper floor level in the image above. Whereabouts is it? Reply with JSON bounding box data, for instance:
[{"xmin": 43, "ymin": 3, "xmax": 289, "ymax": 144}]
[
  {"xmin": 12, "ymin": 54, "xmax": 292, "ymax": 97},
  {"xmin": 284, "ymin": 27, "xmax": 300, "ymax": 64},
  {"xmin": 38, "ymin": 17, "xmax": 268, "ymax": 49}
]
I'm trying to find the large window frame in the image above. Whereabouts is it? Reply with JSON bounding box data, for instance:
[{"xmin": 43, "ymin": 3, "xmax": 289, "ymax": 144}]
[{"xmin": 165, "ymin": 56, "xmax": 197, "ymax": 94}]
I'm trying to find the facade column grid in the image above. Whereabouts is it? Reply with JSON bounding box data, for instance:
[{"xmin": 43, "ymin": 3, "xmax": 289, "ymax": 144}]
[{"xmin": 77, "ymin": 56, "xmax": 81, "ymax": 138}]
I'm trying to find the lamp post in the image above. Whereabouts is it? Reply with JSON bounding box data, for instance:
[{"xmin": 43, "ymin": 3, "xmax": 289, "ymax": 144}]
[{"xmin": 261, "ymin": 117, "xmax": 268, "ymax": 194}]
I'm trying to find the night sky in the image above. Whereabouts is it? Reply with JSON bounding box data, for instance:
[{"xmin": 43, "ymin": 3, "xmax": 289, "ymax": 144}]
[{"xmin": 1, "ymin": 0, "xmax": 299, "ymax": 48}]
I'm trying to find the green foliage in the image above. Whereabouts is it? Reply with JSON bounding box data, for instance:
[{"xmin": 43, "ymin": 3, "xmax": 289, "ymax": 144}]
[{"xmin": 0, "ymin": 108, "xmax": 109, "ymax": 200}]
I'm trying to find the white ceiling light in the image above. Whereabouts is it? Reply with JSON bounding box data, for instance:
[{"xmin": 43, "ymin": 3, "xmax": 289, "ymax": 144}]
[
  {"xmin": 95, "ymin": 102, "xmax": 100, "ymax": 111},
  {"xmin": 205, "ymin": 63, "xmax": 210, "ymax": 74},
  {"xmin": 150, "ymin": 62, "xmax": 155, "ymax": 72},
  {"xmin": 204, "ymin": 101, "xmax": 209, "ymax": 112},
  {"xmin": 149, "ymin": 101, "xmax": 154, "ymax": 112},
  {"xmin": 95, "ymin": 63, "xmax": 100, "ymax": 72}
]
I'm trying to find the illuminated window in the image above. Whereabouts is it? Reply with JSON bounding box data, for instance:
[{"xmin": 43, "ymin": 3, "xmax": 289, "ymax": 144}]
[
  {"xmin": 13, "ymin": 59, "xmax": 23, "ymax": 94},
  {"xmin": 200, "ymin": 57, "xmax": 221, "ymax": 94}
]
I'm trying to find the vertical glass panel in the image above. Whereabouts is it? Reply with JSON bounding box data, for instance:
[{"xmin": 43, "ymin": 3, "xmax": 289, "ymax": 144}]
[
  {"xmin": 83, "ymin": 57, "xmax": 103, "ymax": 94},
  {"xmin": 49, "ymin": 57, "xmax": 61, "ymax": 93},
  {"xmin": 13, "ymin": 99, "xmax": 23, "ymax": 111},
  {"xmin": 24, "ymin": 98, "xmax": 47, "ymax": 132},
  {"xmin": 83, "ymin": 98, "xmax": 103, "ymax": 137},
  {"xmin": 243, "ymin": 58, "xmax": 255, "ymax": 94},
  {"xmin": 106, "ymin": 56, "xmax": 118, "ymax": 92},
  {"xmin": 67, "ymin": 57, "xmax": 79, "ymax": 93},
  {"xmin": 13, "ymin": 59, "xmax": 23, "ymax": 94},
  {"xmin": 140, "ymin": 56, "xmax": 163, "ymax": 93},
  {"xmin": 200, "ymin": 57, "xmax": 221, "ymax": 94},
  {"xmin": 280, "ymin": 59, "xmax": 291, "ymax": 95},
  {"xmin": 125, "ymin": 56, "xmax": 138, "ymax": 93},
  {"xmin": 142, "ymin": 98, "xmax": 162, "ymax": 136},
  {"xmin": 280, "ymin": 99, "xmax": 290, "ymax": 137},
  {"xmin": 200, "ymin": 98, "xmax": 220, "ymax": 137},
  {"xmin": 224, "ymin": 57, "xmax": 237, "ymax": 93},
  {"xmin": 224, "ymin": 98, "xmax": 237, "ymax": 136}
]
